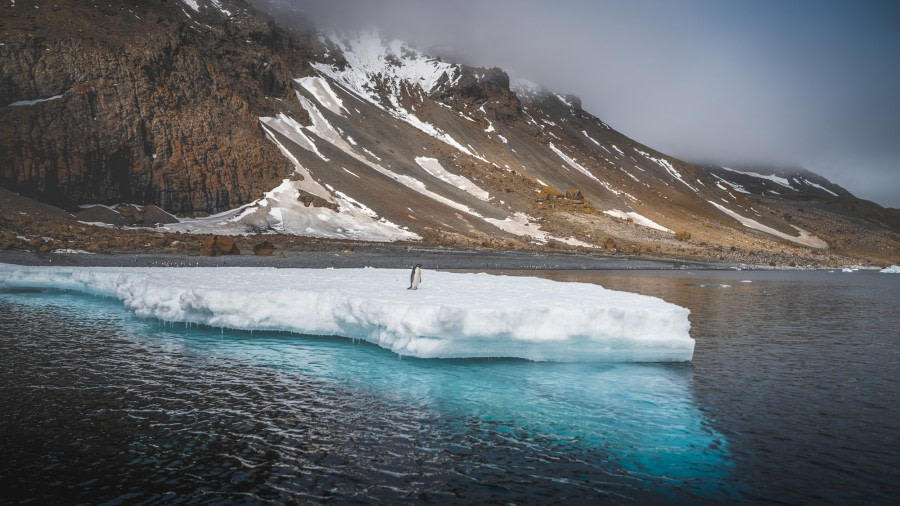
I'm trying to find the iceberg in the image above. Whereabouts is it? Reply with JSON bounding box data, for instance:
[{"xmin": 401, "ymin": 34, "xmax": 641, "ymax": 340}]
[
  {"xmin": 880, "ymin": 265, "xmax": 900, "ymax": 274},
  {"xmin": 0, "ymin": 264, "xmax": 694, "ymax": 362}
]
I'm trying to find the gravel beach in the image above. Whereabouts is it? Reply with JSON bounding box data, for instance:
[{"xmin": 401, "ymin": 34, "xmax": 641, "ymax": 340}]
[{"xmin": 0, "ymin": 248, "xmax": 727, "ymax": 270}]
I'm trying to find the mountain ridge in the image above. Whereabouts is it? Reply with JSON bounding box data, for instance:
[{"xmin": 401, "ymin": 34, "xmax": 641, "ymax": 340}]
[{"xmin": 1, "ymin": 0, "xmax": 897, "ymax": 265}]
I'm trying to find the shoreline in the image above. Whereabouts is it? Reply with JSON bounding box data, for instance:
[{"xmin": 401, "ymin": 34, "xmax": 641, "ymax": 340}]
[{"xmin": 0, "ymin": 248, "xmax": 825, "ymax": 271}]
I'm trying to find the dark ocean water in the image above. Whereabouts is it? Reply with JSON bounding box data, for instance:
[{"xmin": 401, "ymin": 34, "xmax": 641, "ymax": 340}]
[{"xmin": 0, "ymin": 269, "xmax": 897, "ymax": 504}]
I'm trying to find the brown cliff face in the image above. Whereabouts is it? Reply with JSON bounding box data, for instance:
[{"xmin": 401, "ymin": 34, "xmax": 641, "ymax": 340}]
[{"xmin": 0, "ymin": 0, "xmax": 317, "ymax": 215}]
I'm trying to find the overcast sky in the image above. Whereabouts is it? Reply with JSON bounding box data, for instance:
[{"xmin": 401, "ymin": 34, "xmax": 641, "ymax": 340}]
[{"xmin": 252, "ymin": 0, "xmax": 900, "ymax": 207}]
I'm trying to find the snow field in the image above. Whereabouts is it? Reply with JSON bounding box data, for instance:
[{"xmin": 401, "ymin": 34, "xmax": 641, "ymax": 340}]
[
  {"xmin": 708, "ymin": 200, "xmax": 828, "ymax": 249},
  {"xmin": 0, "ymin": 265, "xmax": 694, "ymax": 362},
  {"xmin": 549, "ymin": 143, "xmax": 600, "ymax": 182},
  {"xmin": 603, "ymin": 209, "xmax": 673, "ymax": 233},
  {"xmin": 415, "ymin": 157, "xmax": 490, "ymax": 201}
]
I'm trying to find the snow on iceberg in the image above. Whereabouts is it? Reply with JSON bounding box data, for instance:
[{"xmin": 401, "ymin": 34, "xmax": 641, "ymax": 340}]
[{"xmin": 0, "ymin": 264, "xmax": 694, "ymax": 362}]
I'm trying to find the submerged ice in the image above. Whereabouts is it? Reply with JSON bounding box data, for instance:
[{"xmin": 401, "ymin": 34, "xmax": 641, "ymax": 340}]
[{"xmin": 0, "ymin": 264, "xmax": 694, "ymax": 362}]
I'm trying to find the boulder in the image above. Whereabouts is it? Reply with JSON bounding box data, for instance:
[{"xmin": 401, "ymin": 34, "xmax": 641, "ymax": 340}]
[
  {"xmin": 200, "ymin": 235, "xmax": 241, "ymax": 256},
  {"xmin": 75, "ymin": 206, "xmax": 127, "ymax": 226},
  {"xmin": 142, "ymin": 205, "xmax": 180, "ymax": 225},
  {"xmin": 253, "ymin": 241, "xmax": 275, "ymax": 256}
]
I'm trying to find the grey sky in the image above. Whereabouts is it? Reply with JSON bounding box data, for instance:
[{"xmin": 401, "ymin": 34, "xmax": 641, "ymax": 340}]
[{"xmin": 252, "ymin": 0, "xmax": 900, "ymax": 208}]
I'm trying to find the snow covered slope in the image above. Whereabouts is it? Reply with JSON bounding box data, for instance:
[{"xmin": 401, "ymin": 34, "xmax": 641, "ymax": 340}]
[{"xmin": 0, "ymin": 264, "xmax": 695, "ymax": 362}]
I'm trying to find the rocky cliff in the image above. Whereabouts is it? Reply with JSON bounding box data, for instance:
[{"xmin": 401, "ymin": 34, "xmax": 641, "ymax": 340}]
[{"xmin": 0, "ymin": 0, "xmax": 317, "ymax": 215}]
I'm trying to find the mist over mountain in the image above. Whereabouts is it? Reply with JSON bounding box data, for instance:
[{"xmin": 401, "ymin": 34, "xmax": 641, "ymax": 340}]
[{"xmin": 248, "ymin": 0, "xmax": 900, "ymax": 208}]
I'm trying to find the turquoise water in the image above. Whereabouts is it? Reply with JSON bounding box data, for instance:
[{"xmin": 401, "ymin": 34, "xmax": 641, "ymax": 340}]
[{"xmin": 1, "ymin": 269, "xmax": 898, "ymax": 503}]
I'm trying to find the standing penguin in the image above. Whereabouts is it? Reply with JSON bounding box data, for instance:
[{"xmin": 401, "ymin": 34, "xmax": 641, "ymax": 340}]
[{"xmin": 408, "ymin": 264, "xmax": 423, "ymax": 290}]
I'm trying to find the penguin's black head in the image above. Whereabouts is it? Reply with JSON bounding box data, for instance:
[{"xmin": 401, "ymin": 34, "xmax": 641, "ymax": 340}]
[{"xmin": 414, "ymin": 264, "xmax": 423, "ymax": 269}]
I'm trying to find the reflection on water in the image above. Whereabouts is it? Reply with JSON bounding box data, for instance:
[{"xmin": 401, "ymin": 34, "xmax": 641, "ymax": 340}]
[
  {"xmin": 0, "ymin": 288, "xmax": 735, "ymax": 503},
  {"xmin": 463, "ymin": 269, "xmax": 900, "ymax": 505}
]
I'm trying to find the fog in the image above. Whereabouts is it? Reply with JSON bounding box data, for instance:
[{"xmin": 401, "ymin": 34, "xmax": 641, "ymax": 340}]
[{"xmin": 250, "ymin": 0, "xmax": 900, "ymax": 207}]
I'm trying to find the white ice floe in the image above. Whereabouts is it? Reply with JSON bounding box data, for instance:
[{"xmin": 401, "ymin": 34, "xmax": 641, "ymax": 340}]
[
  {"xmin": 0, "ymin": 265, "xmax": 694, "ymax": 362},
  {"xmin": 879, "ymin": 265, "xmax": 900, "ymax": 273},
  {"xmin": 708, "ymin": 200, "xmax": 827, "ymax": 248},
  {"xmin": 603, "ymin": 210, "xmax": 673, "ymax": 233}
]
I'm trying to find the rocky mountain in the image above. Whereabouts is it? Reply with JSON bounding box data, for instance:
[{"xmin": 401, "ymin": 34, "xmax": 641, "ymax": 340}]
[
  {"xmin": 1, "ymin": 0, "xmax": 316, "ymax": 214},
  {"xmin": 1, "ymin": 0, "xmax": 897, "ymax": 266}
]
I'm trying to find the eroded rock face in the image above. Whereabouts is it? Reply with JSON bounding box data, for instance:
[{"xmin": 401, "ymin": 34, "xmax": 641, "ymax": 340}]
[{"xmin": 0, "ymin": 0, "xmax": 318, "ymax": 215}]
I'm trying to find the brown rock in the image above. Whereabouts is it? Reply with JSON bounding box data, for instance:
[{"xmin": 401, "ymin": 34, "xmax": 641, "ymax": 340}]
[
  {"xmin": 297, "ymin": 190, "xmax": 339, "ymax": 211},
  {"xmin": 253, "ymin": 241, "xmax": 275, "ymax": 256},
  {"xmin": 142, "ymin": 205, "xmax": 180, "ymax": 225},
  {"xmin": 200, "ymin": 235, "xmax": 241, "ymax": 256},
  {"xmin": 75, "ymin": 206, "xmax": 127, "ymax": 226}
]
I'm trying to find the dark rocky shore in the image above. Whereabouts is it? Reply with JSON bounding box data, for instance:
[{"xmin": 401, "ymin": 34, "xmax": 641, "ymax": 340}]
[{"xmin": 0, "ymin": 248, "xmax": 727, "ymax": 271}]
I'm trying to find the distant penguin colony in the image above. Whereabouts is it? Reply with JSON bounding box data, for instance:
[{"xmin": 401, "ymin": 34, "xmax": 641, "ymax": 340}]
[{"xmin": 408, "ymin": 264, "xmax": 422, "ymax": 290}]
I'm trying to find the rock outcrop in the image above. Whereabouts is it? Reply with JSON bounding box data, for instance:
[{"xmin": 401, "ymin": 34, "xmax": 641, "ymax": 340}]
[
  {"xmin": 0, "ymin": 0, "xmax": 318, "ymax": 215},
  {"xmin": 200, "ymin": 235, "xmax": 240, "ymax": 256}
]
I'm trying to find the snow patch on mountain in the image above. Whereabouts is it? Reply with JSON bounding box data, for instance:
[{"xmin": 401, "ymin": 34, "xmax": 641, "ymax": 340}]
[
  {"xmin": 415, "ymin": 157, "xmax": 490, "ymax": 201},
  {"xmin": 549, "ymin": 143, "xmax": 600, "ymax": 182},
  {"xmin": 7, "ymin": 95, "xmax": 63, "ymax": 107},
  {"xmin": 311, "ymin": 33, "xmax": 488, "ymax": 161},
  {"xmin": 167, "ymin": 124, "xmax": 418, "ymax": 241},
  {"xmin": 582, "ymin": 130, "xmax": 603, "ymax": 147},
  {"xmin": 259, "ymin": 114, "xmax": 328, "ymax": 161},
  {"xmin": 798, "ymin": 178, "xmax": 839, "ymax": 197},
  {"xmin": 635, "ymin": 149, "xmax": 698, "ymax": 192},
  {"xmin": 708, "ymin": 201, "xmax": 827, "ymax": 248},
  {"xmin": 181, "ymin": 0, "xmax": 200, "ymax": 12},
  {"xmin": 711, "ymin": 174, "xmax": 750, "ymax": 194},
  {"xmin": 719, "ymin": 167, "xmax": 796, "ymax": 190},
  {"xmin": 296, "ymin": 76, "xmax": 348, "ymax": 117},
  {"xmin": 321, "ymin": 31, "xmax": 460, "ymax": 96},
  {"xmin": 604, "ymin": 210, "xmax": 673, "ymax": 233}
]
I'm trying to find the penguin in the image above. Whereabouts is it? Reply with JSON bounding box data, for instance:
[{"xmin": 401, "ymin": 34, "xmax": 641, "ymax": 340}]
[{"xmin": 408, "ymin": 264, "xmax": 423, "ymax": 290}]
